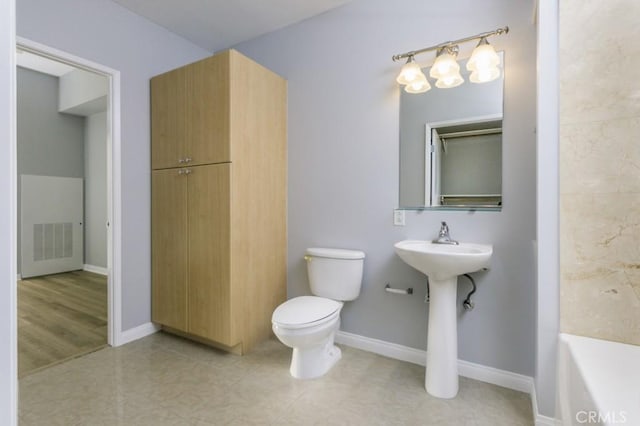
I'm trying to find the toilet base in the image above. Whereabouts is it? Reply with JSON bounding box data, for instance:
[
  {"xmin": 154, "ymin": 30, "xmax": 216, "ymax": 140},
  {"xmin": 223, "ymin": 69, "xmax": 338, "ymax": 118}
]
[{"xmin": 290, "ymin": 341, "xmax": 342, "ymax": 379}]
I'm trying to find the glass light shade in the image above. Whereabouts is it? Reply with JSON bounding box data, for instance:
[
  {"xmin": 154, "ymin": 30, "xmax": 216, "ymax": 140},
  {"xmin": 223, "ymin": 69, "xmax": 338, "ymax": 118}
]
[
  {"xmin": 435, "ymin": 72, "xmax": 464, "ymax": 89},
  {"xmin": 429, "ymin": 51, "xmax": 460, "ymax": 80},
  {"xmin": 396, "ymin": 59, "xmax": 423, "ymax": 85},
  {"xmin": 404, "ymin": 74, "xmax": 431, "ymax": 94},
  {"xmin": 469, "ymin": 66, "xmax": 500, "ymax": 83},
  {"xmin": 467, "ymin": 39, "xmax": 500, "ymax": 72}
]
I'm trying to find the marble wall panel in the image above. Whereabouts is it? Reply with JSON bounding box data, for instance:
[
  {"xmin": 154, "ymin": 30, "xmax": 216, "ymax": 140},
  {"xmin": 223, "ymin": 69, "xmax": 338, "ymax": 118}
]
[{"xmin": 560, "ymin": 0, "xmax": 640, "ymax": 345}]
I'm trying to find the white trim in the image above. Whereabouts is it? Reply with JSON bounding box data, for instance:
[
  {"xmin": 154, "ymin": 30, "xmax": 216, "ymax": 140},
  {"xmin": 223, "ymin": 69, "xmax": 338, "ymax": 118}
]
[
  {"xmin": 336, "ymin": 330, "xmax": 426, "ymax": 366},
  {"xmin": 426, "ymin": 113, "xmax": 503, "ymax": 129},
  {"xmin": 16, "ymin": 274, "xmax": 20, "ymax": 281},
  {"xmin": 336, "ymin": 330, "xmax": 531, "ymax": 390},
  {"xmin": 531, "ymin": 383, "xmax": 560, "ymax": 425},
  {"xmin": 83, "ymin": 264, "xmax": 108, "ymax": 276},
  {"xmin": 3, "ymin": 0, "xmax": 18, "ymax": 422},
  {"xmin": 336, "ymin": 331, "xmax": 558, "ymax": 425},
  {"xmin": 118, "ymin": 322, "xmax": 160, "ymax": 346},
  {"xmin": 16, "ymin": 37, "xmax": 123, "ymax": 347},
  {"xmin": 535, "ymin": 417, "xmax": 559, "ymax": 426},
  {"xmin": 108, "ymin": 62, "xmax": 122, "ymax": 347},
  {"xmin": 535, "ymin": 0, "xmax": 560, "ymax": 419},
  {"xmin": 458, "ymin": 359, "xmax": 532, "ymax": 393}
]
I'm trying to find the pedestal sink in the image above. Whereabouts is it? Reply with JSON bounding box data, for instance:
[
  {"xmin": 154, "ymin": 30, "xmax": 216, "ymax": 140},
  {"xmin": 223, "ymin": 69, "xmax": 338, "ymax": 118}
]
[{"xmin": 394, "ymin": 240, "xmax": 492, "ymax": 398}]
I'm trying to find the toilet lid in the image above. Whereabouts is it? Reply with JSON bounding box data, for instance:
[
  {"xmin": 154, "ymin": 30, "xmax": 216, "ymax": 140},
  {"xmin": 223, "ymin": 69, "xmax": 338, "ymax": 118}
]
[{"xmin": 272, "ymin": 296, "xmax": 342, "ymax": 326}]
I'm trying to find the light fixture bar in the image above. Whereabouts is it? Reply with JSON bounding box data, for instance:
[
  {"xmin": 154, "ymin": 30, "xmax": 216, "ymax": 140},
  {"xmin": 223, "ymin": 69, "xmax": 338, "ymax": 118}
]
[{"xmin": 391, "ymin": 26, "xmax": 509, "ymax": 62}]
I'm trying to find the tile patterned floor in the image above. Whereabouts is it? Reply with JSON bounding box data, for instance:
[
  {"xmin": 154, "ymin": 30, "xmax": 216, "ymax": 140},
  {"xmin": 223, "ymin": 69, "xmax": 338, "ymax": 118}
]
[{"xmin": 19, "ymin": 332, "xmax": 533, "ymax": 425}]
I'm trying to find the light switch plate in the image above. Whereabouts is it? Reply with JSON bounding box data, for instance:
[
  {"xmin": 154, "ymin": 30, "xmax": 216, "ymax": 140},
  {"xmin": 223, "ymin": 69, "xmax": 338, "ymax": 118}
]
[{"xmin": 393, "ymin": 209, "xmax": 405, "ymax": 226}]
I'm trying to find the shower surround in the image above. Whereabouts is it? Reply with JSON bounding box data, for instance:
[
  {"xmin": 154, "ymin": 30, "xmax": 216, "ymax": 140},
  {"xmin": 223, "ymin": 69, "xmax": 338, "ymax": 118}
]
[{"xmin": 559, "ymin": 0, "xmax": 640, "ymax": 345}]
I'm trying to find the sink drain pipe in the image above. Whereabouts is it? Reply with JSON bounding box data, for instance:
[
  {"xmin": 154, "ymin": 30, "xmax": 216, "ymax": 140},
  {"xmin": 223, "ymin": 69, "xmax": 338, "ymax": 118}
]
[
  {"xmin": 423, "ymin": 274, "xmax": 477, "ymax": 310},
  {"xmin": 462, "ymin": 273, "xmax": 476, "ymax": 311}
]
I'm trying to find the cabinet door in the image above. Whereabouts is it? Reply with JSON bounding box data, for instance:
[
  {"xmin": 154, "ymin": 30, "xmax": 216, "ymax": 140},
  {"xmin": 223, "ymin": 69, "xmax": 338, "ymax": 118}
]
[
  {"xmin": 187, "ymin": 163, "xmax": 234, "ymax": 345},
  {"xmin": 186, "ymin": 54, "xmax": 230, "ymax": 166},
  {"xmin": 151, "ymin": 67, "xmax": 187, "ymax": 170},
  {"xmin": 152, "ymin": 169, "xmax": 188, "ymax": 330}
]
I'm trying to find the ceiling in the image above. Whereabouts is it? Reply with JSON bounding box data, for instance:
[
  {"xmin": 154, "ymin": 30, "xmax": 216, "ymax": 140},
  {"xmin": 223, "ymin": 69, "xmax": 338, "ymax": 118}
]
[{"xmin": 111, "ymin": 0, "xmax": 352, "ymax": 52}]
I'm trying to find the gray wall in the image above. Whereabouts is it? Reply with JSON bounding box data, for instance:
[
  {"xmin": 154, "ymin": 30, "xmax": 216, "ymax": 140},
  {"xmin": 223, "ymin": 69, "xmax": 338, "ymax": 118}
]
[
  {"xmin": 17, "ymin": 0, "xmax": 211, "ymax": 331},
  {"xmin": 84, "ymin": 111, "xmax": 107, "ymax": 268},
  {"xmin": 440, "ymin": 133, "xmax": 502, "ymax": 196},
  {"xmin": 16, "ymin": 67, "xmax": 85, "ymax": 275},
  {"xmin": 236, "ymin": 0, "xmax": 537, "ymax": 376},
  {"xmin": 17, "ymin": 68, "xmax": 85, "ymax": 177},
  {"xmin": 59, "ymin": 69, "xmax": 108, "ymax": 116}
]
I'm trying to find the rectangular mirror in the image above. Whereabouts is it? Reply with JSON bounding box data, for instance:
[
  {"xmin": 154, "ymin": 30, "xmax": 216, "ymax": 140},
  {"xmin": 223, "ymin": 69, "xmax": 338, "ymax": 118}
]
[{"xmin": 399, "ymin": 52, "xmax": 504, "ymax": 210}]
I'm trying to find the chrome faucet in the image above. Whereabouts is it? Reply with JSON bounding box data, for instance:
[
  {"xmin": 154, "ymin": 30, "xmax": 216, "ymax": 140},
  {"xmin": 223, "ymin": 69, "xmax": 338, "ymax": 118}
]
[{"xmin": 432, "ymin": 221, "xmax": 459, "ymax": 245}]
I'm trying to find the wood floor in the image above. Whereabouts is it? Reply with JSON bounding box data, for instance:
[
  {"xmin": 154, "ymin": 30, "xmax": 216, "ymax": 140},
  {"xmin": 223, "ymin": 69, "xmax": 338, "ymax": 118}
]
[{"xmin": 18, "ymin": 270, "xmax": 108, "ymax": 377}]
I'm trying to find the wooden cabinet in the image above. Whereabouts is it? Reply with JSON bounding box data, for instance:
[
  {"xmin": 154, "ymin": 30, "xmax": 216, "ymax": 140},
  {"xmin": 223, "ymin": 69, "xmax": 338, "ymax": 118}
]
[
  {"xmin": 187, "ymin": 163, "xmax": 233, "ymax": 345},
  {"xmin": 151, "ymin": 168, "xmax": 188, "ymax": 331},
  {"xmin": 151, "ymin": 50, "xmax": 287, "ymax": 354},
  {"xmin": 151, "ymin": 54, "xmax": 230, "ymax": 169}
]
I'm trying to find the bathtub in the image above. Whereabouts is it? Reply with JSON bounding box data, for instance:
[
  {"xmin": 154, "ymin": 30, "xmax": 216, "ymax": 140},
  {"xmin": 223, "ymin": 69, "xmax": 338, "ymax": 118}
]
[{"xmin": 558, "ymin": 333, "xmax": 640, "ymax": 426}]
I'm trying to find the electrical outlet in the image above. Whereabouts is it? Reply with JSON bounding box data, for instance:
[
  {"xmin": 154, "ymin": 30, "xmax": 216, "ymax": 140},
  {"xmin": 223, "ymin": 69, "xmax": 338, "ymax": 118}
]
[{"xmin": 393, "ymin": 209, "xmax": 405, "ymax": 226}]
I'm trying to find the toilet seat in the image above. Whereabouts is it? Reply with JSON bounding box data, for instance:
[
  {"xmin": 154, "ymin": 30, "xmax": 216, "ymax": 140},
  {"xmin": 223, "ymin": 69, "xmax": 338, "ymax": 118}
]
[{"xmin": 272, "ymin": 296, "xmax": 342, "ymax": 329}]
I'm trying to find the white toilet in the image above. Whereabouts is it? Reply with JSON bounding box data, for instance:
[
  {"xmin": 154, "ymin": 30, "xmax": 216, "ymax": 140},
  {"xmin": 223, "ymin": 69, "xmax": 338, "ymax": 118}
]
[{"xmin": 271, "ymin": 247, "xmax": 365, "ymax": 379}]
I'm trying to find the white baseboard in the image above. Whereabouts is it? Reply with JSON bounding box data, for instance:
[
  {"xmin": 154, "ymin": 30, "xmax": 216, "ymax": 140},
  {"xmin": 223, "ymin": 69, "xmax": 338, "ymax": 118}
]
[
  {"xmin": 458, "ymin": 358, "xmax": 532, "ymax": 393},
  {"xmin": 336, "ymin": 330, "xmax": 531, "ymax": 390},
  {"xmin": 531, "ymin": 383, "xmax": 560, "ymax": 425},
  {"xmin": 117, "ymin": 322, "xmax": 160, "ymax": 346},
  {"xmin": 336, "ymin": 330, "xmax": 426, "ymax": 366},
  {"xmin": 335, "ymin": 330, "xmax": 558, "ymax": 425},
  {"xmin": 536, "ymin": 419, "xmax": 559, "ymax": 426},
  {"xmin": 16, "ymin": 274, "xmax": 21, "ymax": 281},
  {"xmin": 83, "ymin": 264, "xmax": 108, "ymax": 276}
]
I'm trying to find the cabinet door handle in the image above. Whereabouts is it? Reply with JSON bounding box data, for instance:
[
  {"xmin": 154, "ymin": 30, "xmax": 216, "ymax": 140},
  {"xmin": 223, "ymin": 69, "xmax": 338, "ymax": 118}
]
[
  {"xmin": 178, "ymin": 158, "xmax": 185, "ymax": 164},
  {"xmin": 184, "ymin": 157, "xmax": 192, "ymax": 163},
  {"xmin": 184, "ymin": 169, "xmax": 192, "ymax": 175},
  {"xmin": 178, "ymin": 169, "xmax": 187, "ymax": 175}
]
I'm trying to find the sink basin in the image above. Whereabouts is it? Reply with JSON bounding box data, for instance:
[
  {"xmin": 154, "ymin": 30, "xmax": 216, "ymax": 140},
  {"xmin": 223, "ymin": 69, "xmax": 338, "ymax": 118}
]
[
  {"xmin": 394, "ymin": 240, "xmax": 492, "ymax": 280},
  {"xmin": 394, "ymin": 239, "xmax": 493, "ymax": 399}
]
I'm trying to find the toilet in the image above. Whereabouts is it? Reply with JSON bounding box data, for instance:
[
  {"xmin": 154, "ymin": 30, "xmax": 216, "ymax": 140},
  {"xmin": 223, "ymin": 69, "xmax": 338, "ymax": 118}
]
[{"xmin": 271, "ymin": 247, "xmax": 365, "ymax": 379}]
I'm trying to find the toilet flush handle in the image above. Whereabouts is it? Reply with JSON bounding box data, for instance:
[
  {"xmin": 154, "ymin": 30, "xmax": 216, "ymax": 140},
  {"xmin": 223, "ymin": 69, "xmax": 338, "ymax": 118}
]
[{"xmin": 304, "ymin": 255, "xmax": 312, "ymax": 262}]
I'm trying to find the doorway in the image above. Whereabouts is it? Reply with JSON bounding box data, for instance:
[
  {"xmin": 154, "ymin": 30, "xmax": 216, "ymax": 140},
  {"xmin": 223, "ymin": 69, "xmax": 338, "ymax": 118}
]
[{"xmin": 15, "ymin": 38, "xmax": 122, "ymax": 376}]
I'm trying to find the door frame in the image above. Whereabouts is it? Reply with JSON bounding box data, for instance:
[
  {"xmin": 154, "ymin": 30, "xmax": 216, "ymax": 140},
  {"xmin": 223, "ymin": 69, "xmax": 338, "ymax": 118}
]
[
  {"xmin": 423, "ymin": 113, "xmax": 502, "ymax": 208},
  {"xmin": 16, "ymin": 37, "xmax": 123, "ymax": 346}
]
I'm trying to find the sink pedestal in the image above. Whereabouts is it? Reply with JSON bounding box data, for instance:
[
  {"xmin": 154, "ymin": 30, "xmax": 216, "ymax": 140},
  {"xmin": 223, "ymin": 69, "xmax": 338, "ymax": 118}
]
[
  {"xmin": 393, "ymin": 239, "xmax": 493, "ymax": 399},
  {"xmin": 425, "ymin": 276, "xmax": 459, "ymax": 398}
]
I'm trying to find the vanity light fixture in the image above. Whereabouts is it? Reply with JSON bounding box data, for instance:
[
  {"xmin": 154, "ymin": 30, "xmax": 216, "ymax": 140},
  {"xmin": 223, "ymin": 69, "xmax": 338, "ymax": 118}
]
[
  {"xmin": 430, "ymin": 46, "xmax": 464, "ymax": 89},
  {"xmin": 396, "ymin": 55, "xmax": 431, "ymax": 93},
  {"xmin": 467, "ymin": 37, "xmax": 501, "ymax": 83},
  {"xmin": 405, "ymin": 75, "xmax": 431, "ymax": 94},
  {"xmin": 393, "ymin": 26, "xmax": 508, "ymax": 93}
]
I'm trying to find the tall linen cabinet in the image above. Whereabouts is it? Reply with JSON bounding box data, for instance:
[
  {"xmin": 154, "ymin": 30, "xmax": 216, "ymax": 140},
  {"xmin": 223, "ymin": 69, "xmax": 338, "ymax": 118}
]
[{"xmin": 150, "ymin": 49, "xmax": 287, "ymax": 355}]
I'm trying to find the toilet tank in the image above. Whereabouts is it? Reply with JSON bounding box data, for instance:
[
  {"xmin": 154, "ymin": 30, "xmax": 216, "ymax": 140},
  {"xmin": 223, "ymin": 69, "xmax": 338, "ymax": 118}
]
[{"xmin": 305, "ymin": 248, "xmax": 365, "ymax": 301}]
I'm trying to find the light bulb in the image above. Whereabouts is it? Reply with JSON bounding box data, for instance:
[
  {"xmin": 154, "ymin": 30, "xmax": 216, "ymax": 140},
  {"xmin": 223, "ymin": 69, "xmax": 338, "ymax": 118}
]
[
  {"xmin": 467, "ymin": 37, "xmax": 500, "ymax": 83},
  {"xmin": 469, "ymin": 67, "xmax": 500, "ymax": 83},
  {"xmin": 429, "ymin": 47, "xmax": 464, "ymax": 88},
  {"xmin": 429, "ymin": 48, "xmax": 460, "ymax": 80},
  {"xmin": 396, "ymin": 57, "xmax": 424, "ymax": 85},
  {"xmin": 405, "ymin": 75, "xmax": 431, "ymax": 94},
  {"xmin": 435, "ymin": 73, "xmax": 464, "ymax": 89}
]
